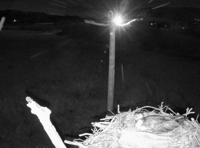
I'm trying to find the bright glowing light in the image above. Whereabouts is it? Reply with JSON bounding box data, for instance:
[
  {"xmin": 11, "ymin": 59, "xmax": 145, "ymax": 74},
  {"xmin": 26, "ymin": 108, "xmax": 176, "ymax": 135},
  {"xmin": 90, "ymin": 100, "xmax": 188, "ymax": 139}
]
[
  {"xmin": 112, "ymin": 12, "xmax": 143, "ymax": 27},
  {"xmin": 113, "ymin": 15, "xmax": 123, "ymax": 26}
]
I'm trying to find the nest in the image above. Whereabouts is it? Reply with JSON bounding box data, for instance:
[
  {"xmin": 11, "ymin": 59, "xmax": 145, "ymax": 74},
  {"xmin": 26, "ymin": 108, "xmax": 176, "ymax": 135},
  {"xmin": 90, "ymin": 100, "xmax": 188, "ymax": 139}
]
[{"xmin": 64, "ymin": 103, "xmax": 200, "ymax": 148}]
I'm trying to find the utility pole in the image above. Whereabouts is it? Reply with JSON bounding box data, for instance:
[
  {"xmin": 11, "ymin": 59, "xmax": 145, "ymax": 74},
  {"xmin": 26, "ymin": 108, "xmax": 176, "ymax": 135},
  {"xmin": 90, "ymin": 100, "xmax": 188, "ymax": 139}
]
[
  {"xmin": 84, "ymin": 13, "xmax": 116, "ymax": 112},
  {"xmin": 85, "ymin": 12, "xmax": 116, "ymax": 111},
  {"xmin": 85, "ymin": 11, "xmax": 141, "ymax": 111},
  {"xmin": 107, "ymin": 12, "xmax": 116, "ymax": 111}
]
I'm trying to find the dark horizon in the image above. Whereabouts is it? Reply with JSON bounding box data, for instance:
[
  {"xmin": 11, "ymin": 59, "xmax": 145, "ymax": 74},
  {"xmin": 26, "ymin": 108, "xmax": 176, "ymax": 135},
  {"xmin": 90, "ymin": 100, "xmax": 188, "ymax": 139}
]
[
  {"xmin": 1, "ymin": 6, "xmax": 200, "ymax": 21},
  {"xmin": 0, "ymin": 0, "xmax": 200, "ymax": 18}
]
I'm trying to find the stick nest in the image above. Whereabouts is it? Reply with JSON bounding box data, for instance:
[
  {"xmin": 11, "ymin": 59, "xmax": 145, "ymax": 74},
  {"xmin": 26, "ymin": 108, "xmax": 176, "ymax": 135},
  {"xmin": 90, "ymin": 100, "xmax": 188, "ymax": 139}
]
[{"xmin": 64, "ymin": 103, "xmax": 200, "ymax": 148}]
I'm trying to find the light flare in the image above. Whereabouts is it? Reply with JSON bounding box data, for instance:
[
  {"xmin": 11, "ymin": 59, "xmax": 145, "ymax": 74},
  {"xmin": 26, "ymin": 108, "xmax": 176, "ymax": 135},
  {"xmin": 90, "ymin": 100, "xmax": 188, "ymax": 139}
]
[
  {"xmin": 152, "ymin": 2, "xmax": 171, "ymax": 10},
  {"xmin": 113, "ymin": 15, "xmax": 123, "ymax": 26},
  {"xmin": 112, "ymin": 13, "xmax": 143, "ymax": 27},
  {"xmin": 52, "ymin": 0, "xmax": 67, "ymax": 5},
  {"xmin": 148, "ymin": 0, "xmax": 154, "ymax": 3},
  {"xmin": 49, "ymin": 2, "xmax": 66, "ymax": 8}
]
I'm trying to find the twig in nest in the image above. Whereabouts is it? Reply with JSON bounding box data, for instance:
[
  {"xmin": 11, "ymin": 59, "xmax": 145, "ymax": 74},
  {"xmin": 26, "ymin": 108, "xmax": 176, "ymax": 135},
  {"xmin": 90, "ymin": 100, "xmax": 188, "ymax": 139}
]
[
  {"xmin": 101, "ymin": 116, "xmax": 117, "ymax": 133},
  {"xmin": 79, "ymin": 133, "xmax": 92, "ymax": 137},
  {"xmin": 184, "ymin": 108, "xmax": 195, "ymax": 116},
  {"xmin": 64, "ymin": 140, "xmax": 87, "ymax": 148}
]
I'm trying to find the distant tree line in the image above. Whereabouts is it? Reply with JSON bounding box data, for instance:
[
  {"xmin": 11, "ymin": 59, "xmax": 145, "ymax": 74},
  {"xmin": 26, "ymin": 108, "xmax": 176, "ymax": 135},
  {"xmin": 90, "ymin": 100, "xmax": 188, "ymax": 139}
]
[{"xmin": 0, "ymin": 10, "xmax": 83, "ymax": 25}]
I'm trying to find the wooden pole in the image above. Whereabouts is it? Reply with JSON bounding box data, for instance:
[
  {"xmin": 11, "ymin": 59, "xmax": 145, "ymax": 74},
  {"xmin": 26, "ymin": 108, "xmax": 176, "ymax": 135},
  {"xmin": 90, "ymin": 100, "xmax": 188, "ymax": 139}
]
[
  {"xmin": 107, "ymin": 23, "xmax": 116, "ymax": 111},
  {"xmin": 84, "ymin": 11, "xmax": 117, "ymax": 111}
]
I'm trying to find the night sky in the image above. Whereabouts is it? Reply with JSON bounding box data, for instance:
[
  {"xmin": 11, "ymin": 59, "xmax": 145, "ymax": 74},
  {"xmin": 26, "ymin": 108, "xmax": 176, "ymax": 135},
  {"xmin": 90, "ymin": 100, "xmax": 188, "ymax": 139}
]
[{"xmin": 0, "ymin": 0, "xmax": 200, "ymax": 17}]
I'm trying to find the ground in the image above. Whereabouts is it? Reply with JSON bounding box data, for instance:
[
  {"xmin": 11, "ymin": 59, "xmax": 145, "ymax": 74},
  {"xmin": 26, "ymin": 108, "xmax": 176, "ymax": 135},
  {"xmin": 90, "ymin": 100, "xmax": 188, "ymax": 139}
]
[{"xmin": 0, "ymin": 22, "xmax": 200, "ymax": 148}]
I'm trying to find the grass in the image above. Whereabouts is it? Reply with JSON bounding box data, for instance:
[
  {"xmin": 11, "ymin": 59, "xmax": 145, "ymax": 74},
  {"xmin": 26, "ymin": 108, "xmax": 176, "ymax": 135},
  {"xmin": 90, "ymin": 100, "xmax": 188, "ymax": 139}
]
[{"xmin": 0, "ymin": 22, "xmax": 200, "ymax": 147}]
